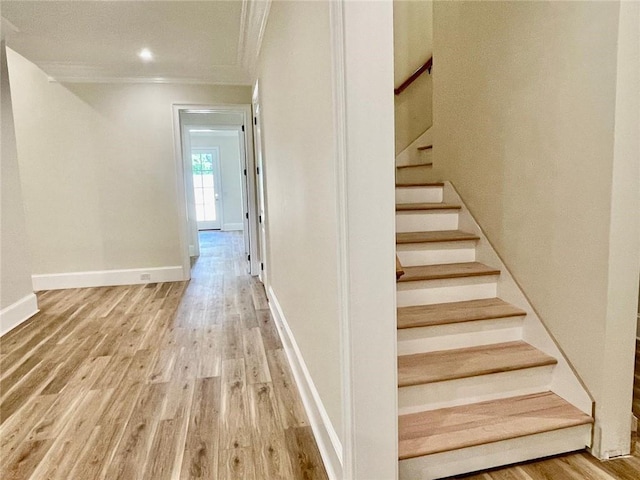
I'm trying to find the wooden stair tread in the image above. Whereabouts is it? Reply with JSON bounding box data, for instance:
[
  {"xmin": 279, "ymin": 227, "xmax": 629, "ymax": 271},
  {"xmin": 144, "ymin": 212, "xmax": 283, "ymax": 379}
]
[
  {"xmin": 398, "ymin": 391, "xmax": 593, "ymax": 459},
  {"xmin": 397, "ymin": 262, "xmax": 499, "ymax": 282},
  {"xmin": 397, "ymin": 162, "xmax": 433, "ymax": 169},
  {"xmin": 397, "ymin": 230, "xmax": 479, "ymax": 245},
  {"xmin": 396, "ymin": 202, "xmax": 461, "ymax": 212},
  {"xmin": 397, "ymin": 340, "xmax": 557, "ymax": 387},
  {"xmin": 397, "ymin": 298, "xmax": 526, "ymax": 329},
  {"xmin": 396, "ymin": 182, "xmax": 444, "ymax": 188}
]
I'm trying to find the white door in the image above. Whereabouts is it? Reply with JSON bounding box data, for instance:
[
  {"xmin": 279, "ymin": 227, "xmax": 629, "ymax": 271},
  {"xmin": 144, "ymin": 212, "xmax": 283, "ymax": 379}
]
[
  {"xmin": 192, "ymin": 148, "xmax": 223, "ymax": 230},
  {"xmin": 253, "ymin": 87, "xmax": 268, "ymax": 286}
]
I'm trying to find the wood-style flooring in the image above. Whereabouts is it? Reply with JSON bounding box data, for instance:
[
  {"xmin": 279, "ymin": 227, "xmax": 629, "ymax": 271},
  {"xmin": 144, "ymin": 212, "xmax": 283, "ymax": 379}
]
[{"xmin": 0, "ymin": 231, "xmax": 328, "ymax": 480}]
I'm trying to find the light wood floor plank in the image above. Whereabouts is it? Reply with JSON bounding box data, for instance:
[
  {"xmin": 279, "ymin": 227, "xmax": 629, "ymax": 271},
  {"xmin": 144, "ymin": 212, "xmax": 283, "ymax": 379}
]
[
  {"xmin": 284, "ymin": 426, "xmax": 329, "ymax": 480},
  {"xmin": 219, "ymin": 447, "xmax": 257, "ymax": 480},
  {"xmin": 179, "ymin": 377, "xmax": 220, "ymax": 479},
  {"xmin": 0, "ymin": 232, "xmax": 324, "ymax": 479}
]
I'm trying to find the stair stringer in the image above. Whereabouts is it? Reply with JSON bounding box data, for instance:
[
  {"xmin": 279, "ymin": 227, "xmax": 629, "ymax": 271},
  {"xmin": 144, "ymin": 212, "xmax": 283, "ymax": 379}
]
[{"xmin": 442, "ymin": 181, "xmax": 594, "ymax": 417}]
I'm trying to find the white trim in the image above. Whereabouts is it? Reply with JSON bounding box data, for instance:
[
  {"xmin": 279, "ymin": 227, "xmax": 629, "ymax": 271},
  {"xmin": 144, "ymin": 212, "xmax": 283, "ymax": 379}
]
[
  {"xmin": 0, "ymin": 293, "xmax": 39, "ymax": 337},
  {"xmin": 172, "ymin": 105, "xmax": 195, "ymax": 280},
  {"xmin": 267, "ymin": 286, "xmax": 343, "ymax": 480},
  {"xmin": 239, "ymin": 0, "xmax": 272, "ymax": 75},
  {"xmin": 31, "ymin": 266, "xmax": 184, "ymax": 291},
  {"xmin": 172, "ymin": 103, "xmax": 260, "ymax": 277},
  {"xmin": 46, "ymin": 75, "xmax": 253, "ymax": 86},
  {"xmin": 331, "ymin": 2, "xmax": 398, "ymax": 478},
  {"xmin": 329, "ymin": 3, "xmax": 354, "ymax": 478},
  {"xmin": 222, "ymin": 223, "xmax": 244, "ymax": 231}
]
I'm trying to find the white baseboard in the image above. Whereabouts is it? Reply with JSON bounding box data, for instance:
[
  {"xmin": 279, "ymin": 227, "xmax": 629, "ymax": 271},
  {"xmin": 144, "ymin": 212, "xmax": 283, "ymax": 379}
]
[
  {"xmin": 0, "ymin": 293, "xmax": 39, "ymax": 336},
  {"xmin": 267, "ymin": 286, "xmax": 343, "ymax": 480},
  {"xmin": 32, "ymin": 266, "xmax": 186, "ymax": 291},
  {"xmin": 222, "ymin": 223, "xmax": 244, "ymax": 231}
]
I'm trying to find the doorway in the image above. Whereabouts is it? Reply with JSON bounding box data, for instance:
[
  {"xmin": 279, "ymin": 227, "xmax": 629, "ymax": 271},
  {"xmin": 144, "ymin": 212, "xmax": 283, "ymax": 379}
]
[{"xmin": 172, "ymin": 104, "xmax": 260, "ymax": 278}]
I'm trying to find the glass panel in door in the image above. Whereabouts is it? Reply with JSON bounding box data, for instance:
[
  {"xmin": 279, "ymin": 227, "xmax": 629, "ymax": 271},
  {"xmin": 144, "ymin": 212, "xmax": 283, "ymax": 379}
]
[{"xmin": 192, "ymin": 149, "xmax": 222, "ymax": 230}]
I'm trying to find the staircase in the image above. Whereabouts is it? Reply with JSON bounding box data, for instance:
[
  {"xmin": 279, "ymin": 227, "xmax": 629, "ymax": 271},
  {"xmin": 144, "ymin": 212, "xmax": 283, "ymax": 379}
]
[
  {"xmin": 396, "ymin": 144, "xmax": 432, "ymax": 186},
  {"xmin": 395, "ymin": 181, "xmax": 594, "ymax": 479}
]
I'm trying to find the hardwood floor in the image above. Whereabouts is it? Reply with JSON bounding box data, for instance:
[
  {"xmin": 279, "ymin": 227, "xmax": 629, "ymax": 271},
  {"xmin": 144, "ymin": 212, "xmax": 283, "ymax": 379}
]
[{"xmin": 0, "ymin": 231, "xmax": 328, "ymax": 480}]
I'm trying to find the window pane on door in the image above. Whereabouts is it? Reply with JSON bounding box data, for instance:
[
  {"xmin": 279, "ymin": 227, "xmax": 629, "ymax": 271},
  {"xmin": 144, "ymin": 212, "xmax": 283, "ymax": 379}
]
[{"xmin": 192, "ymin": 153, "xmax": 217, "ymax": 222}]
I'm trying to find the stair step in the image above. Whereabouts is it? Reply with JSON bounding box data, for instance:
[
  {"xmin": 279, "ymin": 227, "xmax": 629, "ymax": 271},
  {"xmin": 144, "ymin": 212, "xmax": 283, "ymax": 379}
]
[
  {"xmin": 395, "ymin": 185, "xmax": 443, "ymax": 204},
  {"xmin": 397, "ymin": 230, "xmax": 479, "ymax": 245},
  {"xmin": 396, "ymin": 202, "xmax": 460, "ymax": 212},
  {"xmin": 397, "ymin": 162, "xmax": 433, "ymax": 169},
  {"xmin": 398, "ymin": 391, "xmax": 593, "ymax": 460},
  {"xmin": 398, "ymin": 262, "xmax": 499, "ymax": 283},
  {"xmin": 396, "ymin": 182, "xmax": 444, "ymax": 188},
  {"xmin": 396, "ymin": 209, "xmax": 459, "ymax": 233},
  {"xmin": 397, "ymin": 298, "xmax": 526, "ymax": 329},
  {"xmin": 398, "ymin": 340, "xmax": 556, "ymax": 387}
]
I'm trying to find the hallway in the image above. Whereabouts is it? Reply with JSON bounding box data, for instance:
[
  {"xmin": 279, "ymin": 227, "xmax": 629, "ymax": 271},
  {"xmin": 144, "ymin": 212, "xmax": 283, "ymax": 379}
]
[{"xmin": 0, "ymin": 231, "xmax": 328, "ymax": 479}]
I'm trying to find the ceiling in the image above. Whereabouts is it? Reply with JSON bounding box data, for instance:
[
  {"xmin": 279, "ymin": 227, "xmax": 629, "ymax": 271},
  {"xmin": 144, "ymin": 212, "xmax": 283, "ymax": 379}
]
[{"xmin": 1, "ymin": 0, "xmax": 270, "ymax": 84}]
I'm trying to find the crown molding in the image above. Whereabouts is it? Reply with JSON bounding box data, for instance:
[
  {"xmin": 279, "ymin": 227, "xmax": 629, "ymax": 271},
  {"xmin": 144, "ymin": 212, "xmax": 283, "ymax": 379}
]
[
  {"xmin": 38, "ymin": 62, "xmax": 253, "ymax": 85},
  {"xmin": 239, "ymin": 0, "xmax": 271, "ymax": 77}
]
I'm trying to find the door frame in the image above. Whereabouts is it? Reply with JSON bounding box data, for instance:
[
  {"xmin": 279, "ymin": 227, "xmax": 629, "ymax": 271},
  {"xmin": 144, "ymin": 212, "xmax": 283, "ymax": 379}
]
[
  {"xmin": 252, "ymin": 80, "xmax": 269, "ymax": 290},
  {"xmin": 171, "ymin": 103, "xmax": 259, "ymax": 277}
]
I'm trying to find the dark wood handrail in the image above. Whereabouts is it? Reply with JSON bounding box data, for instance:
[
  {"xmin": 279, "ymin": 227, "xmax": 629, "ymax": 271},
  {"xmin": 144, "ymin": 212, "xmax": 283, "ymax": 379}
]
[{"xmin": 394, "ymin": 57, "xmax": 433, "ymax": 95}]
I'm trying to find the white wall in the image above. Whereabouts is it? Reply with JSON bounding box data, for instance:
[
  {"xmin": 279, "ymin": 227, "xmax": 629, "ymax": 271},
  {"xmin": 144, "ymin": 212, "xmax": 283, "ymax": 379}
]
[
  {"xmin": 432, "ymin": 0, "xmax": 639, "ymax": 458},
  {"xmin": 598, "ymin": 0, "xmax": 640, "ymax": 457},
  {"xmin": 1, "ymin": 41, "xmax": 37, "ymax": 332},
  {"xmin": 189, "ymin": 130, "xmax": 244, "ymax": 230},
  {"xmin": 258, "ymin": 0, "xmax": 343, "ymax": 447},
  {"xmin": 7, "ymin": 48, "xmax": 251, "ymax": 284},
  {"xmin": 258, "ymin": 1, "xmax": 397, "ymax": 478},
  {"xmin": 394, "ymin": 0, "xmax": 433, "ymax": 154}
]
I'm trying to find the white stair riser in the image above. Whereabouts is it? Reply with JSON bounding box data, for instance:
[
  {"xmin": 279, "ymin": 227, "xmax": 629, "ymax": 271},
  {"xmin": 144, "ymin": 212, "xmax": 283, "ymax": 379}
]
[
  {"xmin": 399, "ymin": 424, "xmax": 592, "ymax": 480},
  {"xmin": 397, "ymin": 317, "xmax": 524, "ymax": 355},
  {"xmin": 396, "ymin": 211, "xmax": 459, "ymax": 233},
  {"xmin": 396, "ymin": 276, "xmax": 498, "ymax": 307},
  {"xmin": 396, "ymin": 242, "xmax": 476, "ymax": 266},
  {"xmin": 396, "ymin": 186, "xmax": 443, "ymax": 204},
  {"xmin": 398, "ymin": 366, "xmax": 553, "ymax": 415}
]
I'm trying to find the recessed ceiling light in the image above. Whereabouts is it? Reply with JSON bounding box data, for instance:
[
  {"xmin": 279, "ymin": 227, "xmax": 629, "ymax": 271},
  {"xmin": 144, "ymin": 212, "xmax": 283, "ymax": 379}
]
[{"xmin": 138, "ymin": 48, "xmax": 153, "ymax": 62}]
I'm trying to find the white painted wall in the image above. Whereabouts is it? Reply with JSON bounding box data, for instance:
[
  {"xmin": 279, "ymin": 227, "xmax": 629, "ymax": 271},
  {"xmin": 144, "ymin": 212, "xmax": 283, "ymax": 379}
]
[
  {"xmin": 257, "ymin": 0, "xmax": 343, "ymax": 448},
  {"xmin": 597, "ymin": 0, "xmax": 640, "ymax": 457},
  {"xmin": 339, "ymin": 1, "xmax": 398, "ymax": 477},
  {"xmin": 7, "ymin": 48, "xmax": 251, "ymax": 281},
  {"xmin": 258, "ymin": 1, "xmax": 397, "ymax": 478},
  {"xmin": 1, "ymin": 41, "xmax": 37, "ymax": 328},
  {"xmin": 189, "ymin": 130, "xmax": 244, "ymax": 231},
  {"xmin": 394, "ymin": 0, "xmax": 433, "ymax": 154},
  {"xmin": 432, "ymin": 0, "xmax": 639, "ymax": 458}
]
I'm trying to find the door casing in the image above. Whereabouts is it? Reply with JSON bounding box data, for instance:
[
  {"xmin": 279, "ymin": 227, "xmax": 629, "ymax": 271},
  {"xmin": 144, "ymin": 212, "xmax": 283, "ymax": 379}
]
[{"xmin": 171, "ymin": 104, "xmax": 259, "ymax": 277}]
